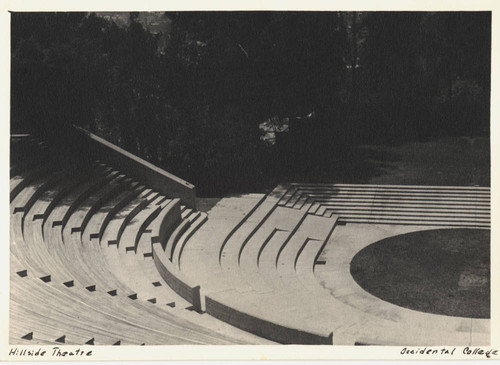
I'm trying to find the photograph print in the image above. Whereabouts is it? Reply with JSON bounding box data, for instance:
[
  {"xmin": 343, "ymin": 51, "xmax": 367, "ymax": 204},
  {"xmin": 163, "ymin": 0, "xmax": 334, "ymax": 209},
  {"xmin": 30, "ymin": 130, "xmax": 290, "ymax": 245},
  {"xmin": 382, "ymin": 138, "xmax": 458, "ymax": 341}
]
[{"xmin": 8, "ymin": 8, "xmax": 492, "ymax": 351}]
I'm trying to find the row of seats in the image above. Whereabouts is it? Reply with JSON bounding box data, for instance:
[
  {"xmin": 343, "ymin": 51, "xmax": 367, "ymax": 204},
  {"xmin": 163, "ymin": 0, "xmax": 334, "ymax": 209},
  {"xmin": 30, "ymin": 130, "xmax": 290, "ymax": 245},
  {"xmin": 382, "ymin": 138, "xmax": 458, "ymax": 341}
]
[{"xmin": 10, "ymin": 136, "xmax": 270, "ymax": 345}]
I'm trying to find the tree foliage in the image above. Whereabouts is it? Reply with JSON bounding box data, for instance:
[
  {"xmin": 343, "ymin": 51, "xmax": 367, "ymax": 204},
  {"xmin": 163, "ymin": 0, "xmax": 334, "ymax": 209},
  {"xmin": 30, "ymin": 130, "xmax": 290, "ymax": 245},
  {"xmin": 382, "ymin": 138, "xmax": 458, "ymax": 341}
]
[{"xmin": 11, "ymin": 11, "xmax": 491, "ymax": 195}]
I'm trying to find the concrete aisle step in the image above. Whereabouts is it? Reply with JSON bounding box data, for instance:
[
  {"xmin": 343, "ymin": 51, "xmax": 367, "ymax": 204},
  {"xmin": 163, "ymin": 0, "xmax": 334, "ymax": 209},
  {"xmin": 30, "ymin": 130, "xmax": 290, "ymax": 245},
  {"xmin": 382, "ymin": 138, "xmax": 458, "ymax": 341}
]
[
  {"xmin": 339, "ymin": 217, "xmax": 490, "ymax": 228},
  {"xmin": 308, "ymin": 195, "xmax": 490, "ymax": 204},
  {"xmin": 295, "ymin": 182, "xmax": 490, "ymax": 191},
  {"xmin": 276, "ymin": 185, "xmax": 296, "ymax": 206},
  {"xmin": 293, "ymin": 186, "xmax": 490, "ymax": 197},
  {"xmin": 323, "ymin": 209, "xmax": 490, "ymax": 219},
  {"xmin": 321, "ymin": 205, "xmax": 490, "ymax": 214}
]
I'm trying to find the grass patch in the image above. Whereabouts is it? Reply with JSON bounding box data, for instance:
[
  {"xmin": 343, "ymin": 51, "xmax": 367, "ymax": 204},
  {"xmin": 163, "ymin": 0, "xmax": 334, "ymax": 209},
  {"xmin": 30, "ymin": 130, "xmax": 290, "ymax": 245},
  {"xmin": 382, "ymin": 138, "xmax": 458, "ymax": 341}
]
[{"xmin": 350, "ymin": 228, "xmax": 490, "ymax": 318}]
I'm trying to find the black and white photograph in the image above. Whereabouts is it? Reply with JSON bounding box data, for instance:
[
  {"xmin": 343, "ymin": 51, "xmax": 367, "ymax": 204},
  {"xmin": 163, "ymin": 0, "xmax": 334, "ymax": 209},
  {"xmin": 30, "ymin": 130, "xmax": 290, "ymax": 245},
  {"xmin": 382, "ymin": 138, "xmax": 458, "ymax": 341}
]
[{"xmin": 2, "ymin": 0, "xmax": 498, "ymax": 361}]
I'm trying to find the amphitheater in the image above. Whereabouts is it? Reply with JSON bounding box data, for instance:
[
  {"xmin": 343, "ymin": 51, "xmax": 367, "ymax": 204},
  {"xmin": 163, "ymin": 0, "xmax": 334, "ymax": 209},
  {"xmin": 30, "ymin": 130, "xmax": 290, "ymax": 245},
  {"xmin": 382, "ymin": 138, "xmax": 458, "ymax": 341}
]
[{"xmin": 9, "ymin": 127, "xmax": 491, "ymax": 346}]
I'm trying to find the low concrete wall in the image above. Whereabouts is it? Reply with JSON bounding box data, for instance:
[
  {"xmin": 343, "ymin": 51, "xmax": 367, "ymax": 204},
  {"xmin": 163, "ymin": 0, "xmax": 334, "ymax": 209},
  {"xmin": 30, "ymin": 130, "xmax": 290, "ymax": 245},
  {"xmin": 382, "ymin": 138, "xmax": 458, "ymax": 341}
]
[
  {"xmin": 72, "ymin": 126, "xmax": 197, "ymax": 209},
  {"xmin": 205, "ymin": 295, "xmax": 333, "ymax": 345},
  {"xmin": 152, "ymin": 242, "xmax": 202, "ymax": 312},
  {"xmin": 150, "ymin": 199, "xmax": 182, "ymax": 248},
  {"xmin": 166, "ymin": 219, "xmax": 190, "ymax": 260}
]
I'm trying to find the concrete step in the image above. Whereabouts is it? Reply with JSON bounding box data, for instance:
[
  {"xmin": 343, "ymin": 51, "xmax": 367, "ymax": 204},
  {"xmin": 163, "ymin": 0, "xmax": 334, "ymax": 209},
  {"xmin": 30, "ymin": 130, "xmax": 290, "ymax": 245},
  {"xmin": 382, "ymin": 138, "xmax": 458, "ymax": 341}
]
[
  {"xmin": 293, "ymin": 182, "xmax": 490, "ymax": 191},
  {"xmin": 290, "ymin": 185, "xmax": 490, "ymax": 195},
  {"xmin": 334, "ymin": 213, "xmax": 489, "ymax": 223},
  {"xmin": 306, "ymin": 195, "xmax": 490, "ymax": 204},
  {"xmin": 339, "ymin": 217, "xmax": 490, "ymax": 227},
  {"xmin": 323, "ymin": 209, "xmax": 490, "ymax": 218},
  {"xmin": 277, "ymin": 185, "xmax": 297, "ymax": 206}
]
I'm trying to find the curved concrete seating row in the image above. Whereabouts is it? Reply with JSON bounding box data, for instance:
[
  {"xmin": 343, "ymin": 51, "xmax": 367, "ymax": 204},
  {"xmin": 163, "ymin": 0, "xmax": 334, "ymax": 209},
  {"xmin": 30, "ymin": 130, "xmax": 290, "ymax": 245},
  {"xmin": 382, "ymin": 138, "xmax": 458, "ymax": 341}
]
[
  {"xmin": 17, "ymin": 173, "xmax": 145, "ymax": 295},
  {"xmin": 121, "ymin": 232, "xmax": 184, "ymax": 307},
  {"xmin": 36, "ymin": 166, "xmax": 101, "ymax": 234},
  {"xmin": 10, "ymin": 164, "xmax": 54, "ymax": 203},
  {"xmin": 117, "ymin": 196, "xmax": 170, "ymax": 253},
  {"xmin": 57, "ymin": 170, "xmax": 119, "ymax": 233},
  {"xmin": 46, "ymin": 165, "xmax": 113, "ymax": 230},
  {"xmin": 11, "ymin": 163, "xmax": 268, "ymax": 345},
  {"xmin": 62, "ymin": 196, "xmax": 144, "ymax": 293},
  {"xmin": 152, "ymin": 241, "xmax": 203, "ymax": 311},
  {"xmin": 172, "ymin": 212, "xmax": 208, "ymax": 268},
  {"xmin": 11, "ymin": 271, "xmax": 233, "ymax": 345},
  {"xmin": 106, "ymin": 191, "xmax": 161, "ymax": 247},
  {"xmin": 53, "ymin": 177, "xmax": 200, "ymax": 314},
  {"xmin": 96, "ymin": 193, "xmax": 195, "ymax": 310},
  {"xmin": 73, "ymin": 175, "xmax": 135, "ymax": 237},
  {"xmin": 20, "ymin": 218, "xmax": 211, "ymax": 344},
  {"xmin": 148, "ymin": 200, "xmax": 212, "ymax": 312},
  {"xmin": 97, "ymin": 237, "xmax": 178, "ymax": 308},
  {"xmin": 11, "ymin": 277, "xmax": 148, "ymax": 345},
  {"xmin": 95, "ymin": 196, "xmax": 173, "ymax": 306},
  {"xmin": 86, "ymin": 185, "xmax": 147, "ymax": 243},
  {"xmin": 17, "ymin": 171, "xmax": 72, "ymax": 231},
  {"xmin": 165, "ymin": 215, "xmax": 189, "ymax": 260},
  {"xmin": 49, "ymin": 176, "xmax": 187, "ymax": 311},
  {"xmin": 125, "ymin": 198, "xmax": 175, "ymax": 253}
]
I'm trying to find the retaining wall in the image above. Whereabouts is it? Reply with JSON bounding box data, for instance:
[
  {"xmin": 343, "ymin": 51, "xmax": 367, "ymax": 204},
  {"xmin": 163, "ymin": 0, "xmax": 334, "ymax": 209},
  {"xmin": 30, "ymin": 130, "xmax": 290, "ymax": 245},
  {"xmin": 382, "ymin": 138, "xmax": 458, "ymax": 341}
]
[
  {"xmin": 72, "ymin": 126, "xmax": 197, "ymax": 208},
  {"xmin": 152, "ymin": 242, "xmax": 202, "ymax": 312},
  {"xmin": 205, "ymin": 295, "xmax": 333, "ymax": 345}
]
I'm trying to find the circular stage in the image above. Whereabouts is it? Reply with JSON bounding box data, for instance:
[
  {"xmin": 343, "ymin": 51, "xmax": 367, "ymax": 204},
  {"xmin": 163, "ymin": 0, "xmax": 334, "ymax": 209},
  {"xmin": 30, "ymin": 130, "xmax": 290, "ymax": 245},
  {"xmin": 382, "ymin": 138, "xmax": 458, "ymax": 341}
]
[{"xmin": 350, "ymin": 228, "xmax": 490, "ymax": 319}]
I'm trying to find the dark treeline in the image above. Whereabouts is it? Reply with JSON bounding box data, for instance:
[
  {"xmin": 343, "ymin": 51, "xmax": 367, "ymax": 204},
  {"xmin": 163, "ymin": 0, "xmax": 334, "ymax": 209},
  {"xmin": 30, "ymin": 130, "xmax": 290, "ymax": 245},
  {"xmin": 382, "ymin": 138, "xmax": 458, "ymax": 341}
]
[{"xmin": 11, "ymin": 12, "xmax": 491, "ymax": 195}]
